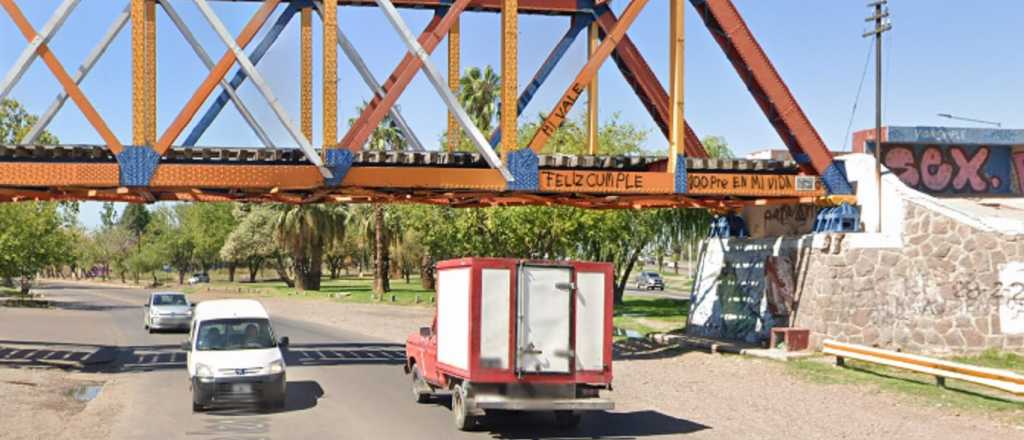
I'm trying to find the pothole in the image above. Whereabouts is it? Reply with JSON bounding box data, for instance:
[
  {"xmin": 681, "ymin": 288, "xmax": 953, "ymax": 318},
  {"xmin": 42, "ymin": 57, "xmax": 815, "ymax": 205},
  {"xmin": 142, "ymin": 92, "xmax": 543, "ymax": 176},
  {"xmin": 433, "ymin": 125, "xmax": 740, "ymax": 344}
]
[{"xmin": 68, "ymin": 383, "xmax": 103, "ymax": 402}]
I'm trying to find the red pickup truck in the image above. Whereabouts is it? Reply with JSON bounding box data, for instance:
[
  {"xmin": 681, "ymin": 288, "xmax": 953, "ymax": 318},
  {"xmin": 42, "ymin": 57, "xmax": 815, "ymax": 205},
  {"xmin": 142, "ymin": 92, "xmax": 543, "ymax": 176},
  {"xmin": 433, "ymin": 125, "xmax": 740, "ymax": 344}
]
[{"xmin": 405, "ymin": 258, "xmax": 614, "ymax": 431}]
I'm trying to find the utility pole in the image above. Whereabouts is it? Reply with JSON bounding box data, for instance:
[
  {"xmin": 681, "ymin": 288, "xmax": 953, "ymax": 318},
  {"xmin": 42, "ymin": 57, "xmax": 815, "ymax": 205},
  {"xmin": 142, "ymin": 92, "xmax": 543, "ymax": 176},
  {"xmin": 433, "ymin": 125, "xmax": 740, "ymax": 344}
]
[{"xmin": 864, "ymin": 1, "xmax": 890, "ymax": 233}]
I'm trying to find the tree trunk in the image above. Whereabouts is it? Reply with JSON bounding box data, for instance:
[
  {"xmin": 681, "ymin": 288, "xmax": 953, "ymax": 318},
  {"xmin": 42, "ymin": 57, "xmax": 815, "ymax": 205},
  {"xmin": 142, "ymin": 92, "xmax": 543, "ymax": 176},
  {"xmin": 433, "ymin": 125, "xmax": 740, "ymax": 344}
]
[
  {"xmin": 178, "ymin": 270, "xmax": 186, "ymax": 285},
  {"xmin": 420, "ymin": 254, "xmax": 434, "ymax": 290},
  {"xmin": 19, "ymin": 277, "xmax": 30, "ymax": 295},
  {"xmin": 373, "ymin": 204, "xmax": 390, "ymax": 296},
  {"xmin": 614, "ymin": 246, "xmax": 644, "ymax": 305},
  {"xmin": 227, "ymin": 263, "xmax": 237, "ymax": 282},
  {"xmin": 274, "ymin": 255, "xmax": 294, "ymax": 288}
]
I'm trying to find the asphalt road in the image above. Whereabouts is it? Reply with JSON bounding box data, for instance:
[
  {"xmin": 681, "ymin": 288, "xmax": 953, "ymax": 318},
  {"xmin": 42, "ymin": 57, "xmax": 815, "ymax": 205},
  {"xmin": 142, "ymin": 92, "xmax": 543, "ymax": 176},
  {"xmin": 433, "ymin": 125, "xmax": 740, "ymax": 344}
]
[{"xmin": 0, "ymin": 283, "xmax": 705, "ymax": 439}]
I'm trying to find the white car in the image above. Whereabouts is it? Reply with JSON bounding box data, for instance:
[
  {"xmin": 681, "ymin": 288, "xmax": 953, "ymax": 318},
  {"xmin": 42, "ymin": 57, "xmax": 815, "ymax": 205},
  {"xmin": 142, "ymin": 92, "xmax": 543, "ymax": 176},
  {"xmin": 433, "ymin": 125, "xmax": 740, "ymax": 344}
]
[
  {"xmin": 144, "ymin": 292, "xmax": 193, "ymax": 333},
  {"xmin": 182, "ymin": 299, "xmax": 289, "ymax": 412}
]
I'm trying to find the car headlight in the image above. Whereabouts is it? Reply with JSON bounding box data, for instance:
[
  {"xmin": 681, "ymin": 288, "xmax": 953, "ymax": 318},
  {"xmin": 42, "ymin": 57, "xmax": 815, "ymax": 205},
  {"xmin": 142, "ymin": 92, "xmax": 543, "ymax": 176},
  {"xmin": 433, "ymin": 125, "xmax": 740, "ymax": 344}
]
[
  {"xmin": 196, "ymin": 363, "xmax": 214, "ymax": 381},
  {"xmin": 185, "ymin": 309, "xmax": 193, "ymax": 316},
  {"xmin": 268, "ymin": 360, "xmax": 285, "ymax": 375}
]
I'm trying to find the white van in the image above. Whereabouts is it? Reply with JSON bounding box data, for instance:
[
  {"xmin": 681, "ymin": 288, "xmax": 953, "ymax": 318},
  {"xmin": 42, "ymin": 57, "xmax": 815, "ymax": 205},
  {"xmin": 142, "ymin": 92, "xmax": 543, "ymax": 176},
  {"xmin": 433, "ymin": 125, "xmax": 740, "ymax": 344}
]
[{"xmin": 182, "ymin": 299, "xmax": 289, "ymax": 412}]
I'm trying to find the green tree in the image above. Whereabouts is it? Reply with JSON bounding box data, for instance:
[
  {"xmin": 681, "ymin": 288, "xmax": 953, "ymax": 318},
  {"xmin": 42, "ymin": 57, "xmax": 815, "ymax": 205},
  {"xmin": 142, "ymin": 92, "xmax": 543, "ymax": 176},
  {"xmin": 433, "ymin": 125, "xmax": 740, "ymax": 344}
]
[
  {"xmin": 149, "ymin": 206, "xmax": 195, "ymax": 284},
  {"xmin": 119, "ymin": 204, "xmax": 151, "ymax": 244},
  {"xmin": 180, "ymin": 204, "xmax": 236, "ymax": 277},
  {"xmin": 273, "ymin": 205, "xmax": 347, "ymax": 291},
  {"xmin": 100, "ymin": 202, "xmax": 118, "ymax": 228},
  {"xmin": 0, "ymin": 203, "xmax": 73, "ymax": 293},
  {"xmin": 221, "ymin": 206, "xmax": 282, "ymax": 283},
  {"xmin": 701, "ymin": 135, "xmax": 734, "ymax": 159},
  {"xmin": 0, "ymin": 99, "xmax": 59, "ymax": 144}
]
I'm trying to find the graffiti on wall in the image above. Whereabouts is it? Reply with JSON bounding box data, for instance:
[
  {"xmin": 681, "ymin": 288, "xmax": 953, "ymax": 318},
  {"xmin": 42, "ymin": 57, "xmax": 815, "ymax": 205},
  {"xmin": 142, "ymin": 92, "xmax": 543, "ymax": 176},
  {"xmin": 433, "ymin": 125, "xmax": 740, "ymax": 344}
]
[
  {"xmin": 765, "ymin": 256, "xmax": 797, "ymax": 317},
  {"xmin": 881, "ymin": 144, "xmax": 1018, "ymax": 195},
  {"xmin": 741, "ymin": 204, "xmax": 818, "ymax": 238},
  {"xmin": 1000, "ymin": 262, "xmax": 1024, "ymax": 335},
  {"xmin": 688, "ymin": 239, "xmax": 802, "ymax": 343}
]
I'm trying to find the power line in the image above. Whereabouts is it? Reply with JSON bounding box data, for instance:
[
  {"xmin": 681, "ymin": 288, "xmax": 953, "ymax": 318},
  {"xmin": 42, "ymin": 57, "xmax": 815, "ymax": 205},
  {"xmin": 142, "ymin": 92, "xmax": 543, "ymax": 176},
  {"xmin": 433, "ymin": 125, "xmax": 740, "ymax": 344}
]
[{"xmin": 841, "ymin": 40, "xmax": 875, "ymax": 152}]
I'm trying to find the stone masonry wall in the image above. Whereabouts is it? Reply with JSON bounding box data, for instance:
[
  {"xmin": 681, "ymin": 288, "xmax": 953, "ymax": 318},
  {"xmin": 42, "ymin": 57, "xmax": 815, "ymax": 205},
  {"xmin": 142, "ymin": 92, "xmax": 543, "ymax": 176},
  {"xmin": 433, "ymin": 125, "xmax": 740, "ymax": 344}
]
[{"xmin": 794, "ymin": 202, "xmax": 1024, "ymax": 355}]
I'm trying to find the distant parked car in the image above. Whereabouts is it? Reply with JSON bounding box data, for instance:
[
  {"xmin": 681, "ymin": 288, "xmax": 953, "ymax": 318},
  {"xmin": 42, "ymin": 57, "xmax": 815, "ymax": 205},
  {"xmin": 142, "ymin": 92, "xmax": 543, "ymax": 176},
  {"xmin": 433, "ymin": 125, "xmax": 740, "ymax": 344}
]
[
  {"xmin": 144, "ymin": 292, "xmax": 193, "ymax": 333},
  {"xmin": 188, "ymin": 273, "xmax": 210, "ymax": 285},
  {"xmin": 635, "ymin": 271, "xmax": 665, "ymax": 291}
]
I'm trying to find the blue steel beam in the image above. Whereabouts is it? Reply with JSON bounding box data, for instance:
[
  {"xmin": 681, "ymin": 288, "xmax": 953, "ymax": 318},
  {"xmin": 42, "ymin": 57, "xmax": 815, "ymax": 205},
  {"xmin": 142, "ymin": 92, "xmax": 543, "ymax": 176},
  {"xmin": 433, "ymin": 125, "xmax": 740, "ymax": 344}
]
[
  {"xmin": 184, "ymin": 3, "xmax": 299, "ymax": 146},
  {"xmin": 489, "ymin": 13, "xmax": 590, "ymax": 147}
]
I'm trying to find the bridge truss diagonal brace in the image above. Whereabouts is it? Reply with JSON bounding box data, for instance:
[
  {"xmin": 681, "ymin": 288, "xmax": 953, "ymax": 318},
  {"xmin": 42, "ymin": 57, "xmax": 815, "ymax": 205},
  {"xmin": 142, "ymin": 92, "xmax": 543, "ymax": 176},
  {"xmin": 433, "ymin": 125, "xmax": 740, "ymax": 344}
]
[
  {"xmin": 159, "ymin": 0, "xmax": 275, "ymax": 148},
  {"xmin": 0, "ymin": 0, "xmax": 79, "ymax": 103},
  {"xmin": 183, "ymin": 3, "xmax": 297, "ymax": 147},
  {"xmin": 373, "ymin": 0, "xmax": 512, "ymax": 181},
  {"xmin": 526, "ymin": 0, "xmax": 650, "ymax": 153},
  {"xmin": 22, "ymin": 3, "xmax": 130, "ymax": 144},
  {"xmin": 689, "ymin": 0, "xmax": 852, "ymax": 194},
  {"xmin": 0, "ymin": 0, "xmax": 123, "ymax": 153},
  {"xmin": 489, "ymin": 13, "xmax": 592, "ymax": 148},
  {"xmin": 312, "ymin": 0, "xmax": 424, "ymax": 152},
  {"xmin": 593, "ymin": 5, "xmax": 706, "ymax": 158},
  {"xmin": 191, "ymin": 0, "xmax": 331, "ymax": 178}
]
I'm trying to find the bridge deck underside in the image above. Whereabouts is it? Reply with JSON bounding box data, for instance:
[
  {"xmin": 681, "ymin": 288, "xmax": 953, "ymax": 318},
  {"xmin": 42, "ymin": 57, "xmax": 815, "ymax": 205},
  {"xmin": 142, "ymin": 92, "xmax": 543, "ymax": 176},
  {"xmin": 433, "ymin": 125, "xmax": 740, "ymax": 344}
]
[{"xmin": 0, "ymin": 145, "xmax": 824, "ymax": 208}]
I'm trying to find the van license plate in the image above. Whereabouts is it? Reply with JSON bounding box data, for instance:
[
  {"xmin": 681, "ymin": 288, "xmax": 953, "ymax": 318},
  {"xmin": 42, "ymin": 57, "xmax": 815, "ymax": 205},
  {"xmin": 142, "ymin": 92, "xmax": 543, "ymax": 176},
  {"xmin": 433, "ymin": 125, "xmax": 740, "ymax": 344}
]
[{"xmin": 232, "ymin": 384, "xmax": 252, "ymax": 393}]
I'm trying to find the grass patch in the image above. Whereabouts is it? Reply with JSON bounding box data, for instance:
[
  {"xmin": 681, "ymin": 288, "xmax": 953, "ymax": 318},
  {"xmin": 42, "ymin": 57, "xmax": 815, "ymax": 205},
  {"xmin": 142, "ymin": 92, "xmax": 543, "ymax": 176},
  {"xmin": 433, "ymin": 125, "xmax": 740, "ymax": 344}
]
[
  {"xmin": 185, "ymin": 275, "xmax": 435, "ymax": 306},
  {"xmin": 953, "ymin": 349, "xmax": 1024, "ymax": 371},
  {"xmin": 613, "ymin": 295, "xmax": 689, "ymax": 338},
  {"xmin": 787, "ymin": 355, "xmax": 1024, "ymax": 421}
]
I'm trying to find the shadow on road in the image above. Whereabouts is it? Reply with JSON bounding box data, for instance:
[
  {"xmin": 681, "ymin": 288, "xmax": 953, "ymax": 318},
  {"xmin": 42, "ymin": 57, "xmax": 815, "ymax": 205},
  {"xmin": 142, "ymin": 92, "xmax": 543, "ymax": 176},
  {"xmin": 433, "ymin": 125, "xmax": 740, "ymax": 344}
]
[
  {"xmin": 423, "ymin": 395, "xmax": 709, "ymax": 438},
  {"xmin": 0, "ymin": 340, "xmax": 405, "ymax": 373},
  {"xmin": 208, "ymin": 380, "xmax": 326, "ymax": 416}
]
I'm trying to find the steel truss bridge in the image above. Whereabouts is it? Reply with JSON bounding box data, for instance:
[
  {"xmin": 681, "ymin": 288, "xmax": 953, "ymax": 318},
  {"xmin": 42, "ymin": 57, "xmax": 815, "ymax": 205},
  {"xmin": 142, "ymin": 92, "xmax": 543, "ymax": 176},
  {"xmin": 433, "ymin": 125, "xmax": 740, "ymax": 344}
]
[{"xmin": 0, "ymin": 0, "xmax": 854, "ymax": 208}]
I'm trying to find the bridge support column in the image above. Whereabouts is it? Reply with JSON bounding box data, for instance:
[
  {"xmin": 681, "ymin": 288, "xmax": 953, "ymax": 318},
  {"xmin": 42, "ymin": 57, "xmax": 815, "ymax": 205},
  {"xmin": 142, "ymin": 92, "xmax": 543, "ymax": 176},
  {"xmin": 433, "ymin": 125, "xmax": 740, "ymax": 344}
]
[
  {"xmin": 669, "ymin": 0, "xmax": 684, "ymax": 169},
  {"xmin": 500, "ymin": 0, "xmax": 517, "ymax": 156},
  {"xmin": 323, "ymin": 0, "xmax": 337, "ymax": 151},
  {"xmin": 586, "ymin": 21, "xmax": 598, "ymax": 155},
  {"xmin": 301, "ymin": 5, "xmax": 313, "ymax": 142},
  {"xmin": 447, "ymin": 17, "xmax": 460, "ymax": 152}
]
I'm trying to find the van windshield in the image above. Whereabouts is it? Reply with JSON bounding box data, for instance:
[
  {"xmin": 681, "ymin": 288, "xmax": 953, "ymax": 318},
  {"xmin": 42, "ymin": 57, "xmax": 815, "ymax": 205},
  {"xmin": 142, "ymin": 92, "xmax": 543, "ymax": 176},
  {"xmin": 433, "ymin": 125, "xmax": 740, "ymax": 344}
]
[{"xmin": 196, "ymin": 318, "xmax": 275, "ymax": 351}]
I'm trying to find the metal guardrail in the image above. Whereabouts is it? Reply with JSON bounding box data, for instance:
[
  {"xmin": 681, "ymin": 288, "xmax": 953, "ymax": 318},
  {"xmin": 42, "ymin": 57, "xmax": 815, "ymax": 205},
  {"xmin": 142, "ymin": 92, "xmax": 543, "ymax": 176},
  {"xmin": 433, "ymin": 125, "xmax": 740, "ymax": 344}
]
[{"xmin": 822, "ymin": 340, "xmax": 1024, "ymax": 396}]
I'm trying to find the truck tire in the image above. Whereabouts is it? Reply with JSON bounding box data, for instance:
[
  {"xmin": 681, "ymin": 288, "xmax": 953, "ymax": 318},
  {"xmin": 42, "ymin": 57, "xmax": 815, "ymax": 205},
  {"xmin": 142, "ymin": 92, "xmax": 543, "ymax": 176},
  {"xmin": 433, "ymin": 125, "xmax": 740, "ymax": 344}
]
[
  {"xmin": 411, "ymin": 366, "xmax": 430, "ymax": 403},
  {"xmin": 554, "ymin": 410, "xmax": 581, "ymax": 429},
  {"xmin": 192, "ymin": 401, "xmax": 205, "ymax": 413},
  {"xmin": 452, "ymin": 384, "xmax": 476, "ymax": 431}
]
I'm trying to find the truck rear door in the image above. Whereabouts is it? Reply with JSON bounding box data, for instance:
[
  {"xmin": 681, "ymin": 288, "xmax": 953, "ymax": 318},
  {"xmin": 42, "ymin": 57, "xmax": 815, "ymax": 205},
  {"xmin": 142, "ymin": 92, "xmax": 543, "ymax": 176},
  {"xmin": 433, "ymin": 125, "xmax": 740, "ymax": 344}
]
[{"xmin": 516, "ymin": 265, "xmax": 573, "ymax": 374}]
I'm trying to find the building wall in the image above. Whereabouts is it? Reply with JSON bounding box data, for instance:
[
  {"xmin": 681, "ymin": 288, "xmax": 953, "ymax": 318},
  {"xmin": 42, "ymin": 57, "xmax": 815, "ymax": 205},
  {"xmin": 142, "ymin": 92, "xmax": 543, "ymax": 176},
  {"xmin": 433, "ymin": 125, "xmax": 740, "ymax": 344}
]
[{"xmin": 793, "ymin": 202, "xmax": 1024, "ymax": 355}]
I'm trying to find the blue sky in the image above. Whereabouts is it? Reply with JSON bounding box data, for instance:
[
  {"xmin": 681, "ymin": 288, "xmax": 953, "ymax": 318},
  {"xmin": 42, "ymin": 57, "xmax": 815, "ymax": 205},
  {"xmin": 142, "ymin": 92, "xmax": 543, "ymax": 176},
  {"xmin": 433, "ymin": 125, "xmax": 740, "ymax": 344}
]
[{"xmin": 3, "ymin": 1, "xmax": 1023, "ymax": 227}]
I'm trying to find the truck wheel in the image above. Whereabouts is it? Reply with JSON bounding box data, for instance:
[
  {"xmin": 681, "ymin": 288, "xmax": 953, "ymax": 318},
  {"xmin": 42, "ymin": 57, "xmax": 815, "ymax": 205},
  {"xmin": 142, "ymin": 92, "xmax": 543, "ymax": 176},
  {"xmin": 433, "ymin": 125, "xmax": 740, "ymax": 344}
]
[
  {"xmin": 192, "ymin": 401, "xmax": 205, "ymax": 413},
  {"xmin": 554, "ymin": 411, "xmax": 581, "ymax": 429},
  {"xmin": 452, "ymin": 384, "xmax": 476, "ymax": 431},
  {"xmin": 411, "ymin": 367, "xmax": 430, "ymax": 403}
]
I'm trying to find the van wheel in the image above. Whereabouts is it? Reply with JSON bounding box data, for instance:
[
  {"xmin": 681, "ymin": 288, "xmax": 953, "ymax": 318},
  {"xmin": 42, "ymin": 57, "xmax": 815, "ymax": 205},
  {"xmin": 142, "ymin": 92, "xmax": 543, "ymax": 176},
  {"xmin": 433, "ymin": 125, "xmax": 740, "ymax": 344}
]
[
  {"xmin": 452, "ymin": 384, "xmax": 476, "ymax": 431},
  {"xmin": 554, "ymin": 411, "xmax": 582, "ymax": 429},
  {"xmin": 411, "ymin": 366, "xmax": 430, "ymax": 403},
  {"xmin": 192, "ymin": 401, "xmax": 205, "ymax": 413}
]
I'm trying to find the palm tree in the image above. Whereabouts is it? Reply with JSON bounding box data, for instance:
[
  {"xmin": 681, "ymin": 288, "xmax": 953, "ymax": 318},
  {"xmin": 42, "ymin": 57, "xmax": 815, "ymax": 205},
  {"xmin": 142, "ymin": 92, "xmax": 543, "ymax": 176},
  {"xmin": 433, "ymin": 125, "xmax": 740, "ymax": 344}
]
[
  {"xmin": 349, "ymin": 103, "xmax": 408, "ymax": 296},
  {"xmin": 458, "ymin": 66, "xmax": 501, "ymax": 133},
  {"xmin": 347, "ymin": 205, "xmax": 404, "ymax": 297},
  {"xmin": 273, "ymin": 205, "xmax": 347, "ymax": 291}
]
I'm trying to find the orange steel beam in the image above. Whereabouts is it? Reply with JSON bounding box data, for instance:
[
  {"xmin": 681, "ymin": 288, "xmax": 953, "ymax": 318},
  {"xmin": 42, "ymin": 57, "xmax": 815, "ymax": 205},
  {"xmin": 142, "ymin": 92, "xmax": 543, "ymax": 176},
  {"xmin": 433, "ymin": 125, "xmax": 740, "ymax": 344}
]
[
  {"xmin": 668, "ymin": 0, "xmax": 684, "ymax": 169},
  {"xmin": 447, "ymin": 17, "xmax": 460, "ymax": 152},
  {"xmin": 586, "ymin": 21, "xmax": 598, "ymax": 155},
  {"xmin": 131, "ymin": 0, "xmax": 145, "ymax": 144},
  {"xmin": 500, "ymin": 0, "xmax": 518, "ymax": 156},
  {"xmin": 145, "ymin": 0, "xmax": 156, "ymax": 144},
  {"xmin": 155, "ymin": 0, "xmax": 281, "ymax": 154},
  {"xmin": 300, "ymin": 6, "xmax": 313, "ymax": 141},
  {"xmin": 526, "ymin": 0, "xmax": 649, "ymax": 153},
  {"xmin": 323, "ymin": 0, "xmax": 337, "ymax": 151},
  {"xmin": 0, "ymin": 0, "xmax": 123, "ymax": 154},
  {"xmin": 0, "ymin": 160, "xmax": 825, "ymax": 199},
  {"xmin": 338, "ymin": 0, "xmax": 468, "ymax": 150}
]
